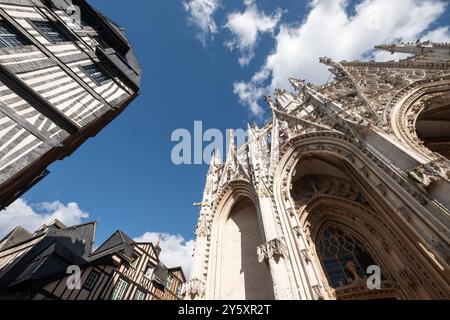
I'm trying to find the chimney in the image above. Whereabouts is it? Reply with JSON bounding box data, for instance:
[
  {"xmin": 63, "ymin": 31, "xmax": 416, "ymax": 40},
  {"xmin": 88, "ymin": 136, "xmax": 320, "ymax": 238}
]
[{"xmin": 154, "ymin": 240, "xmax": 161, "ymax": 258}]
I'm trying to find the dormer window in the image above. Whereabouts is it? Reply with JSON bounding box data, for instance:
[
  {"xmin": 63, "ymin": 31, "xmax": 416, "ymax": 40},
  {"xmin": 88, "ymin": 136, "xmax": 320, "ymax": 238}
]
[
  {"xmin": 0, "ymin": 20, "xmax": 29, "ymax": 48},
  {"xmin": 176, "ymin": 283, "xmax": 183, "ymax": 297},
  {"xmin": 130, "ymin": 254, "xmax": 139, "ymax": 268},
  {"xmin": 166, "ymin": 274, "xmax": 174, "ymax": 289}
]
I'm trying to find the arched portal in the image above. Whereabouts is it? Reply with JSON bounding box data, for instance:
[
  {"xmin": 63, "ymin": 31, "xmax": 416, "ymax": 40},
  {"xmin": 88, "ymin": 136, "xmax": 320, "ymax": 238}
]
[
  {"xmin": 288, "ymin": 154, "xmax": 406, "ymax": 300},
  {"xmin": 415, "ymin": 92, "xmax": 450, "ymax": 160},
  {"xmin": 220, "ymin": 197, "xmax": 274, "ymax": 300}
]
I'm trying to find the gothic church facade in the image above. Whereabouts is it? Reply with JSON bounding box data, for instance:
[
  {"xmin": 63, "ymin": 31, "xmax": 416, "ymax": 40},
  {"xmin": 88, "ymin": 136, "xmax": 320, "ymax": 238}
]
[{"xmin": 186, "ymin": 42, "xmax": 450, "ymax": 300}]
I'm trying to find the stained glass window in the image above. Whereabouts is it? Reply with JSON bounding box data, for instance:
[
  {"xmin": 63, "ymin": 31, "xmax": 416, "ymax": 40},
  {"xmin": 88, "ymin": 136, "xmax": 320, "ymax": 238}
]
[{"xmin": 318, "ymin": 226, "xmax": 377, "ymax": 288}]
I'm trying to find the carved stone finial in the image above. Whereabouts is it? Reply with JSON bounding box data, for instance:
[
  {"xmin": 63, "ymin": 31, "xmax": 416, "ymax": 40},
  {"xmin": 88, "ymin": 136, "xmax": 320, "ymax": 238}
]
[
  {"xmin": 408, "ymin": 160, "xmax": 450, "ymax": 191},
  {"xmin": 257, "ymin": 238, "xmax": 288, "ymax": 263},
  {"xmin": 264, "ymin": 95, "xmax": 277, "ymax": 110},
  {"xmin": 301, "ymin": 248, "xmax": 312, "ymax": 263},
  {"xmin": 312, "ymin": 284, "xmax": 324, "ymax": 300},
  {"xmin": 319, "ymin": 56, "xmax": 334, "ymax": 66},
  {"xmin": 274, "ymin": 88, "xmax": 286, "ymax": 98},
  {"xmin": 288, "ymin": 78, "xmax": 306, "ymax": 91}
]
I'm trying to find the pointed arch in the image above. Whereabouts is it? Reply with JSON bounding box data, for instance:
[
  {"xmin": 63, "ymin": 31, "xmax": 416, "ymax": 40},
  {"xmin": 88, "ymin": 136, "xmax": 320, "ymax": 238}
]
[
  {"xmin": 271, "ymin": 131, "xmax": 450, "ymax": 299},
  {"xmin": 388, "ymin": 75, "xmax": 450, "ymax": 162},
  {"xmin": 205, "ymin": 181, "xmax": 274, "ymax": 300}
]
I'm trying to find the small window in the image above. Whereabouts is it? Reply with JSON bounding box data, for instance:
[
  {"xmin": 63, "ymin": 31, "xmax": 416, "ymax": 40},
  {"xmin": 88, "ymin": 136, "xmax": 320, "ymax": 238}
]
[
  {"xmin": 111, "ymin": 278, "xmax": 128, "ymax": 300},
  {"xmin": 166, "ymin": 274, "xmax": 174, "ymax": 289},
  {"xmin": 144, "ymin": 264, "xmax": 155, "ymax": 279},
  {"xmin": 176, "ymin": 283, "xmax": 183, "ymax": 297},
  {"xmin": 133, "ymin": 289, "xmax": 146, "ymax": 300},
  {"xmin": 84, "ymin": 271, "xmax": 100, "ymax": 291},
  {"xmin": 31, "ymin": 20, "xmax": 68, "ymax": 44},
  {"xmin": 81, "ymin": 64, "xmax": 110, "ymax": 85},
  {"xmin": 130, "ymin": 254, "xmax": 140, "ymax": 268},
  {"xmin": 0, "ymin": 20, "xmax": 29, "ymax": 48}
]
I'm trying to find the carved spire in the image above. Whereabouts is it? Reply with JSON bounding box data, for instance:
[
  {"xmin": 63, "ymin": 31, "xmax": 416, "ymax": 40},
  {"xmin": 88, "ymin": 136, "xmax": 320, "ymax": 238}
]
[
  {"xmin": 247, "ymin": 123, "xmax": 270, "ymax": 186},
  {"xmin": 374, "ymin": 41, "xmax": 435, "ymax": 55},
  {"xmin": 289, "ymin": 78, "xmax": 307, "ymax": 92},
  {"xmin": 208, "ymin": 150, "xmax": 221, "ymax": 173},
  {"xmin": 218, "ymin": 129, "xmax": 249, "ymax": 187},
  {"xmin": 319, "ymin": 56, "xmax": 346, "ymax": 79},
  {"xmin": 268, "ymin": 108, "xmax": 280, "ymax": 178},
  {"xmin": 288, "ymin": 78, "xmax": 365, "ymax": 140},
  {"xmin": 318, "ymin": 57, "xmax": 382, "ymax": 125},
  {"xmin": 264, "ymin": 95, "xmax": 278, "ymax": 110},
  {"xmin": 196, "ymin": 150, "xmax": 222, "ymax": 215},
  {"xmin": 226, "ymin": 129, "xmax": 236, "ymax": 163}
]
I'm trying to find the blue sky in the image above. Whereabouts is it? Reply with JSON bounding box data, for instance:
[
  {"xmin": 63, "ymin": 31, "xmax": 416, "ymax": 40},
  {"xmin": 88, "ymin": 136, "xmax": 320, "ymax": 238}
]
[{"xmin": 1, "ymin": 0, "xmax": 449, "ymax": 274}]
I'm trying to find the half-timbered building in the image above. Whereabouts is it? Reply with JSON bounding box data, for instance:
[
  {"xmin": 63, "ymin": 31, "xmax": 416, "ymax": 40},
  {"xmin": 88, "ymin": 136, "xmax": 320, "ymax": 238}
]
[
  {"xmin": 0, "ymin": 220, "xmax": 186, "ymax": 300},
  {"xmin": 0, "ymin": 0, "xmax": 141, "ymax": 209}
]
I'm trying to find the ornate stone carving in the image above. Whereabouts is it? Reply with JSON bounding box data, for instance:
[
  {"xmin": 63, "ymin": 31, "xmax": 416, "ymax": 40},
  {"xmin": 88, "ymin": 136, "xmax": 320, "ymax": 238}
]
[
  {"xmin": 195, "ymin": 214, "xmax": 210, "ymax": 238},
  {"xmin": 312, "ymin": 284, "xmax": 324, "ymax": 300},
  {"xmin": 292, "ymin": 175, "xmax": 370, "ymax": 207},
  {"xmin": 408, "ymin": 160, "xmax": 450, "ymax": 189},
  {"xmin": 257, "ymin": 238, "xmax": 288, "ymax": 263},
  {"xmin": 301, "ymin": 248, "xmax": 312, "ymax": 263},
  {"xmin": 304, "ymin": 225, "xmax": 312, "ymax": 246},
  {"xmin": 293, "ymin": 226, "xmax": 302, "ymax": 237},
  {"xmin": 432, "ymin": 240, "xmax": 450, "ymax": 265},
  {"xmin": 190, "ymin": 41, "xmax": 450, "ymax": 300},
  {"xmin": 183, "ymin": 278, "xmax": 206, "ymax": 300}
]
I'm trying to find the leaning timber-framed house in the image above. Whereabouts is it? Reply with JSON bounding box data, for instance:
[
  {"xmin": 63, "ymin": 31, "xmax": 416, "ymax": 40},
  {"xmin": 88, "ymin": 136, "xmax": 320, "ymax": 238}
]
[
  {"xmin": 0, "ymin": 220, "xmax": 186, "ymax": 300},
  {"xmin": 0, "ymin": 0, "xmax": 141, "ymax": 209}
]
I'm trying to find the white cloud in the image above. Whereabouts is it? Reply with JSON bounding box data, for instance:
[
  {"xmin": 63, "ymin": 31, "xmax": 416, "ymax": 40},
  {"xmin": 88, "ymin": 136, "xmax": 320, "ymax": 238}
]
[
  {"xmin": 134, "ymin": 232, "xmax": 195, "ymax": 278},
  {"xmin": 234, "ymin": 0, "xmax": 450, "ymax": 116},
  {"xmin": 0, "ymin": 198, "xmax": 89, "ymax": 238},
  {"xmin": 233, "ymin": 68, "xmax": 270, "ymax": 117},
  {"xmin": 224, "ymin": 0, "xmax": 282, "ymax": 66},
  {"xmin": 183, "ymin": 0, "xmax": 220, "ymax": 44},
  {"xmin": 422, "ymin": 26, "xmax": 450, "ymax": 42}
]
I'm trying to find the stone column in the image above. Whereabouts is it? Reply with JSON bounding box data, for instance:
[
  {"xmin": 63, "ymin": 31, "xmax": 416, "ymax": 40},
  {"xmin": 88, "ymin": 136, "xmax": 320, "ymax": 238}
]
[
  {"xmin": 257, "ymin": 195, "xmax": 298, "ymax": 299},
  {"xmin": 183, "ymin": 215, "xmax": 209, "ymax": 300}
]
